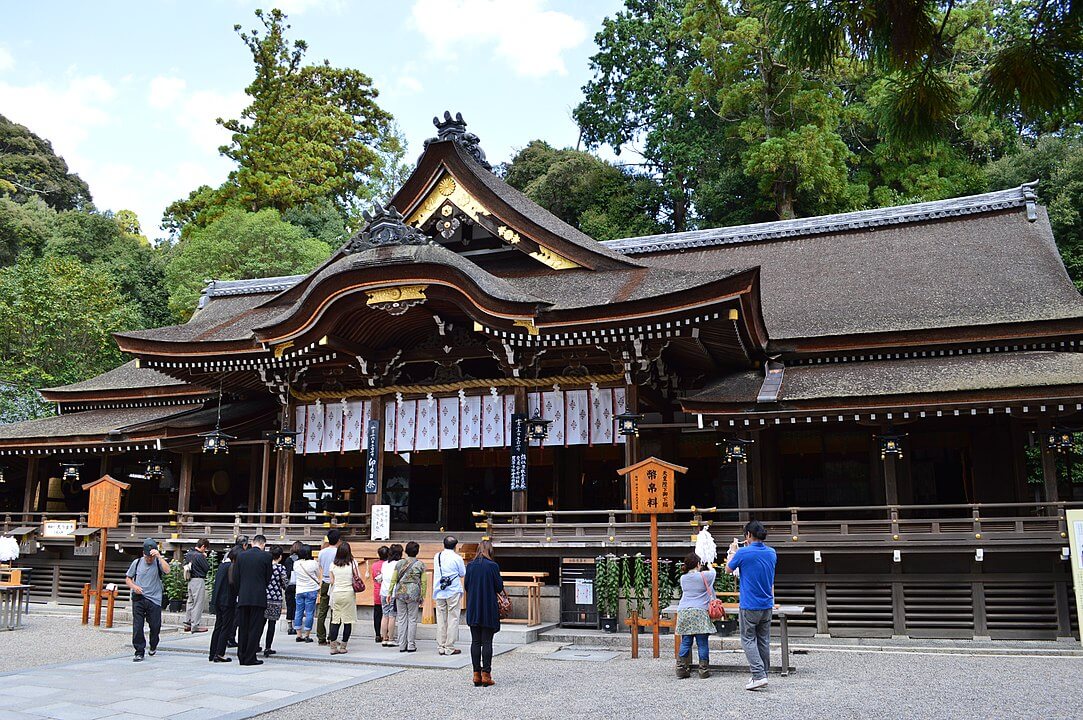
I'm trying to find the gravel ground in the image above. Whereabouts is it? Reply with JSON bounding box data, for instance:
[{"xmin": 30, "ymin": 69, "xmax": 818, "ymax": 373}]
[
  {"xmin": 255, "ymin": 645, "xmax": 1083, "ymax": 720},
  {"xmin": 2, "ymin": 616, "xmax": 1080, "ymax": 720},
  {"xmin": 0, "ymin": 613, "xmax": 133, "ymax": 672}
]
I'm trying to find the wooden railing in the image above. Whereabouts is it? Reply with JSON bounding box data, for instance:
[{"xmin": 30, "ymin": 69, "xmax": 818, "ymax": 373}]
[
  {"xmin": 1, "ymin": 510, "xmax": 369, "ymax": 545},
  {"xmin": 480, "ymin": 501, "xmax": 1079, "ymax": 549}
]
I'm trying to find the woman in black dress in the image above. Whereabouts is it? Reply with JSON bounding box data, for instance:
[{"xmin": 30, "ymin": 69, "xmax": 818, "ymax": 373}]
[
  {"xmin": 208, "ymin": 546, "xmax": 240, "ymax": 662},
  {"xmin": 463, "ymin": 539, "xmax": 503, "ymax": 687}
]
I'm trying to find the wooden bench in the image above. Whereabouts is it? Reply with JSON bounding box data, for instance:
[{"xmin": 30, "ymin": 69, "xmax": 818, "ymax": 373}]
[
  {"xmin": 501, "ymin": 571, "xmax": 548, "ymax": 627},
  {"xmin": 669, "ymin": 602, "xmax": 805, "ymax": 676}
]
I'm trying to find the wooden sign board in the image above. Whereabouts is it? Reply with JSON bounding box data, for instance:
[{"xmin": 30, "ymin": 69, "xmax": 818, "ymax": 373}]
[
  {"xmin": 82, "ymin": 475, "xmax": 130, "ymax": 529},
  {"xmin": 619, "ymin": 457, "xmax": 687, "ymax": 514}
]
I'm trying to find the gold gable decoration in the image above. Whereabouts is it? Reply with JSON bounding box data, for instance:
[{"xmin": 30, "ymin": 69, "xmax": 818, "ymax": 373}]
[
  {"xmin": 406, "ymin": 172, "xmax": 580, "ymax": 270},
  {"xmin": 365, "ymin": 285, "xmax": 428, "ymax": 315}
]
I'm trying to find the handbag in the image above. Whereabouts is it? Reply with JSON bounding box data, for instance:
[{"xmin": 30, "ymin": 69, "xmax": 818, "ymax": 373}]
[
  {"xmin": 496, "ymin": 590, "xmax": 512, "ymax": 620},
  {"xmin": 702, "ymin": 571, "xmax": 726, "ymax": 621},
  {"xmin": 351, "ymin": 562, "xmax": 366, "ymax": 593}
]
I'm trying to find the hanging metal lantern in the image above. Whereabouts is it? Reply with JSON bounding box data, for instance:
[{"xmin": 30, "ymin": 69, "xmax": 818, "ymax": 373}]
[
  {"xmin": 718, "ymin": 438, "xmax": 753, "ymax": 464},
  {"xmin": 61, "ymin": 462, "xmax": 83, "ymax": 482},
  {"xmin": 199, "ymin": 429, "xmax": 235, "ymax": 454},
  {"xmin": 526, "ymin": 411, "xmax": 552, "ymax": 442},
  {"xmin": 144, "ymin": 459, "xmax": 166, "ymax": 481},
  {"xmin": 615, "ymin": 412, "xmax": 643, "ymax": 437},
  {"xmin": 264, "ymin": 429, "xmax": 299, "ymax": 452},
  {"xmin": 878, "ymin": 433, "xmax": 906, "ymax": 460},
  {"xmin": 1046, "ymin": 428, "xmax": 1075, "ymax": 454}
]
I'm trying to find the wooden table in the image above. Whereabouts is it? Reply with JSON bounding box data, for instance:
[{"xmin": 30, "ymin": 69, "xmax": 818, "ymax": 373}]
[
  {"xmin": 500, "ymin": 571, "xmax": 548, "ymax": 627},
  {"xmin": 0, "ymin": 584, "xmax": 30, "ymax": 631},
  {"xmin": 670, "ymin": 603, "xmax": 806, "ymax": 676}
]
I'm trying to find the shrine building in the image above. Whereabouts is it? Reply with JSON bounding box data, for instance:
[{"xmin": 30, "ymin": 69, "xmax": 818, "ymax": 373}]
[{"xmin": 2, "ymin": 112, "xmax": 1081, "ymax": 640}]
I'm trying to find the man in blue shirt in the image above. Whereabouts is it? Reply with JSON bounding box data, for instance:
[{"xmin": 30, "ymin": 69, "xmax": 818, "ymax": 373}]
[{"xmin": 726, "ymin": 520, "xmax": 777, "ymax": 690}]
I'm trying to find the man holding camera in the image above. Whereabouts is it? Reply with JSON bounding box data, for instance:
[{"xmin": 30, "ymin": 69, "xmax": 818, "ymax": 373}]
[
  {"xmin": 125, "ymin": 538, "xmax": 170, "ymax": 662},
  {"xmin": 432, "ymin": 536, "xmax": 466, "ymax": 656},
  {"xmin": 726, "ymin": 520, "xmax": 777, "ymax": 691}
]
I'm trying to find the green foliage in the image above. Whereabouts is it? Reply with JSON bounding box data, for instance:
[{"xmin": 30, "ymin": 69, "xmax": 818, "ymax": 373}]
[
  {"xmin": 0, "ymin": 196, "xmax": 55, "ymax": 263},
  {"xmin": 631, "ymin": 552, "xmax": 649, "ymax": 615},
  {"xmin": 0, "ymin": 114, "xmax": 92, "ymax": 210},
  {"xmin": 218, "ymin": 9, "xmax": 394, "ymax": 217},
  {"xmin": 595, "ymin": 554, "xmax": 621, "ymax": 617},
  {"xmin": 714, "ymin": 566, "xmax": 736, "ymax": 595},
  {"xmin": 164, "ymin": 560, "xmax": 187, "ymax": 602},
  {"xmin": 281, "ymin": 197, "xmax": 348, "ymax": 247},
  {"xmin": 205, "ymin": 550, "xmax": 221, "ymax": 596},
  {"xmin": 503, "ymin": 141, "xmax": 665, "ymax": 240},
  {"xmin": 986, "ymin": 135, "xmax": 1083, "ymax": 287},
  {"xmin": 0, "ymin": 256, "xmax": 138, "ymax": 391},
  {"xmin": 656, "ymin": 558, "xmax": 675, "ymax": 610},
  {"xmin": 0, "ymin": 381, "xmax": 52, "ymax": 425},
  {"xmin": 165, "ymin": 207, "xmax": 331, "ymax": 318}
]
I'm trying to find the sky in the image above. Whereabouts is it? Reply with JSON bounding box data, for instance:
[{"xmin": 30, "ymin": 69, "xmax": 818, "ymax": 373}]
[{"xmin": 0, "ymin": 0, "xmax": 624, "ymax": 241}]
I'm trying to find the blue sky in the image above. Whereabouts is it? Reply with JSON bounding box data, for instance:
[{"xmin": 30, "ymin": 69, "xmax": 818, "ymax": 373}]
[{"xmin": 0, "ymin": 0, "xmax": 624, "ymax": 240}]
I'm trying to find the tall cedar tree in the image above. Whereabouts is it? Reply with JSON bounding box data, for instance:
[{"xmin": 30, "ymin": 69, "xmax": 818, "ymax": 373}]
[{"xmin": 0, "ymin": 114, "xmax": 92, "ymax": 210}]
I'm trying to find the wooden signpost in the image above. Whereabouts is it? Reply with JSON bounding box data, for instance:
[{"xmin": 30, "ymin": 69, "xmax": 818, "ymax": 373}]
[
  {"xmin": 617, "ymin": 457, "xmax": 687, "ymax": 658},
  {"xmin": 81, "ymin": 475, "xmax": 129, "ymax": 628}
]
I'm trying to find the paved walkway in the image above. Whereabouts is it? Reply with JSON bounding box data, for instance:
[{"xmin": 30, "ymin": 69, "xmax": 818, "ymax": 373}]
[
  {"xmin": 158, "ymin": 630, "xmax": 515, "ymax": 670},
  {"xmin": 0, "ymin": 653, "xmax": 399, "ymax": 720}
]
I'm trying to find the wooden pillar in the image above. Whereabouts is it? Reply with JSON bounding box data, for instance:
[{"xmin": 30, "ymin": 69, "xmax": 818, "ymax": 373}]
[
  {"xmin": 259, "ymin": 442, "xmax": 271, "ymax": 520},
  {"xmin": 275, "ymin": 443, "xmax": 295, "ymax": 516},
  {"xmin": 512, "ymin": 388, "xmax": 528, "ymax": 514},
  {"xmin": 364, "ymin": 395, "xmax": 386, "ymax": 515},
  {"xmin": 247, "ymin": 447, "xmax": 260, "ymax": 515},
  {"xmin": 1039, "ymin": 423, "xmax": 1059, "ymax": 514},
  {"xmin": 622, "ymin": 384, "xmax": 640, "ymax": 509},
  {"xmin": 99, "ymin": 453, "xmax": 110, "ymax": 475},
  {"xmin": 22, "ymin": 456, "xmax": 39, "ymax": 516},
  {"xmin": 883, "ymin": 455, "xmax": 899, "ymax": 506},
  {"xmin": 736, "ymin": 430, "xmax": 753, "ymax": 520},
  {"xmin": 177, "ymin": 452, "xmax": 194, "ymax": 516}
]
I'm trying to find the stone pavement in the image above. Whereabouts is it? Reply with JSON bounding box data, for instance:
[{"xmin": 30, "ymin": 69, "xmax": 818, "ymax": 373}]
[
  {"xmin": 158, "ymin": 629, "xmax": 515, "ymax": 670},
  {"xmin": 0, "ymin": 652, "xmax": 400, "ymax": 720}
]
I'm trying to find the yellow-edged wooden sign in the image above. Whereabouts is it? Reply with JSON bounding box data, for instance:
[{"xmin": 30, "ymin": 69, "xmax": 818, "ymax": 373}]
[
  {"xmin": 82, "ymin": 475, "xmax": 130, "ymax": 529},
  {"xmin": 619, "ymin": 457, "xmax": 687, "ymax": 514}
]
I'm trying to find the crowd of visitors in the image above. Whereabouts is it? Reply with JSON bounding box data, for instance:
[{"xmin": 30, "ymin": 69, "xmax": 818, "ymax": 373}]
[
  {"xmin": 128, "ymin": 531, "xmax": 509, "ymax": 684},
  {"xmin": 126, "ymin": 526, "xmax": 774, "ymax": 689}
]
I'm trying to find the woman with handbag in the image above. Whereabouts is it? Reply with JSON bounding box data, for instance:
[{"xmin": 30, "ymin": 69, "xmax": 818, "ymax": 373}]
[
  {"xmin": 464, "ymin": 539, "xmax": 505, "ymax": 687},
  {"xmin": 391, "ymin": 541, "xmax": 426, "ymax": 653},
  {"xmin": 262, "ymin": 546, "xmax": 288, "ymax": 657},
  {"xmin": 326, "ymin": 542, "xmax": 364, "ymax": 655},
  {"xmin": 675, "ymin": 552, "xmax": 718, "ymax": 679}
]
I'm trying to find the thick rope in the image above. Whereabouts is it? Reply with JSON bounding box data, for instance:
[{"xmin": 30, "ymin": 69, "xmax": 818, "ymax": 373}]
[{"xmin": 291, "ymin": 372, "xmax": 625, "ymax": 402}]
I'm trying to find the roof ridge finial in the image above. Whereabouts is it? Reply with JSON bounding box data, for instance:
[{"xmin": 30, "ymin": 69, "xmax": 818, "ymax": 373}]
[
  {"xmin": 422, "ymin": 110, "xmax": 493, "ymax": 172},
  {"xmin": 343, "ymin": 203, "xmax": 430, "ymax": 254}
]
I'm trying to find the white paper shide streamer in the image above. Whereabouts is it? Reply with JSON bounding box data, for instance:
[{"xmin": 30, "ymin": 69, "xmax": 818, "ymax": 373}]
[{"xmin": 695, "ymin": 527, "xmax": 717, "ymax": 565}]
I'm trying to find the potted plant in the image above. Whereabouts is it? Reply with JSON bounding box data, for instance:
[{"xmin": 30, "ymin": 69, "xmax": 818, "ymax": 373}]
[
  {"xmin": 656, "ymin": 558, "xmax": 675, "ymax": 634},
  {"xmin": 164, "ymin": 561, "xmax": 186, "ymax": 612},
  {"xmin": 595, "ymin": 554, "xmax": 620, "ymax": 633},
  {"xmin": 713, "ymin": 567, "xmax": 739, "ymax": 636}
]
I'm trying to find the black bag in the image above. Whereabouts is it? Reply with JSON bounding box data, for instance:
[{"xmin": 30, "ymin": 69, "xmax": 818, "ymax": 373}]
[{"xmin": 437, "ymin": 552, "xmax": 455, "ymax": 591}]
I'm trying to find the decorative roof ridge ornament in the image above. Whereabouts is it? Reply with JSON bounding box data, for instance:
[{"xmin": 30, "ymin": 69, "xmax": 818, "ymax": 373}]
[
  {"xmin": 422, "ymin": 111, "xmax": 493, "ymax": 172},
  {"xmin": 343, "ymin": 204, "xmax": 431, "ymax": 254}
]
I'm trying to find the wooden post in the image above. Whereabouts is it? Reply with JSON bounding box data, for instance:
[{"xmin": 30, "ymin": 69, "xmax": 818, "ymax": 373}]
[
  {"xmin": 177, "ymin": 452, "xmax": 193, "ymax": 517},
  {"xmin": 365, "ymin": 395, "xmax": 386, "ymax": 516},
  {"xmin": 275, "ymin": 441, "xmax": 295, "ymax": 515},
  {"xmin": 105, "ymin": 588, "xmax": 117, "ymax": 629},
  {"xmin": 22, "ymin": 456, "xmax": 38, "ymax": 515},
  {"xmin": 93, "ymin": 527, "xmax": 108, "ymax": 627},
  {"xmin": 259, "ymin": 442, "xmax": 271, "ymax": 521},
  {"xmin": 629, "ymin": 610, "xmax": 639, "ymax": 659},
  {"xmin": 883, "ymin": 454, "xmax": 899, "ymax": 506},
  {"xmin": 512, "ymin": 388, "xmax": 528, "ymax": 514},
  {"xmin": 736, "ymin": 459, "xmax": 751, "ymax": 522},
  {"xmin": 650, "ymin": 511, "xmax": 660, "ymax": 659},
  {"xmin": 247, "ymin": 447, "xmax": 260, "ymax": 516},
  {"xmin": 81, "ymin": 583, "xmax": 90, "ymax": 625},
  {"xmin": 622, "ymin": 384, "xmax": 639, "ymax": 509},
  {"xmin": 1040, "ymin": 432, "xmax": 1059, "ymax": 513}
]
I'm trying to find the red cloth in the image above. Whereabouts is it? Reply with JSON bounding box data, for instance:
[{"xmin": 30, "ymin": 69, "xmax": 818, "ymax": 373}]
[{"xmin": 371, "ymin": 559, "xmax": 383, "ymax": 603}]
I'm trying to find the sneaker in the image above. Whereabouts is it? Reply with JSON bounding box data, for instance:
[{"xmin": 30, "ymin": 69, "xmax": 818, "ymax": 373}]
[
  {"xmin": 148, "ymin": 648, "xmax": 157, "ymax": 657},
  {"xmin": 183, "ymin": 624, "xmax": 191, "ymax": 632},
  {"xmin": 133, "ymin": 654, "xmax": 144, "ymax": 662},
  {"xmin": 745, "ymin": 677, "xmax": 768, "ymax": 691},
  {"xmin": 295, "ymin": 635, "xmax": 306, "ymax": 643},
  {"xmin": 191, "ymin": 627, "xmax": 208, "ymax": 634},
  {"xmin": 446, "ymin": 648, "xmax": 462, "ymax": 655},
  {"xmin": 437, "ymin": 648, "xmax": 446, "ymax": 656}
]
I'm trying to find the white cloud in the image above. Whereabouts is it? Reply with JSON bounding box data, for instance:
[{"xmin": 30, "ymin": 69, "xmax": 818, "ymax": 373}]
[
  {"xmin": 147, "ymin": 75, "xmax": 186, "ymax": 109},
  {"xmin": 0, "ymin": 73, "xmax": 116, "ymax": 157},
  {"xmin": 410, "ymin": 0, "xmax": 587, "ymax": 78},
  {"xmin": 175, "ymin": 89, "xmax": 249, "ymax": 153},
  {"xmin": 397, "ymin": 75, "xmax": 424, "ymax": 95},
  {"xmin": 0, "ymin": 46, "xmax": 13, "ymax": 73}
]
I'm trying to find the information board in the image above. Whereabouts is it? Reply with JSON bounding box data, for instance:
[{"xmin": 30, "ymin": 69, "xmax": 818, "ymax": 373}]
[
  {"xmin": 510, "ymin": 412, "xmax": 528, "ymax": 492},
  {"xmin": 622, "ymin": 458, "xmax": 685, "ymax": 514},
  {"xmin": 364, "ymin": 419, "xmax": 381, "ymax": 494},
  {"xmin": 42, "ymin": 519, "xmax": 77, "ymax": 537},
  {"xmin": 370, "ymin": 504, "xmax": 391, "ymax": 541},
  {"xmin": 83, "ymin": 475, "xmax": 129, "ymax": 529},
  {"xmin": 1067, "ymin": 508, "xmax": 1083, "ymax": 648}
]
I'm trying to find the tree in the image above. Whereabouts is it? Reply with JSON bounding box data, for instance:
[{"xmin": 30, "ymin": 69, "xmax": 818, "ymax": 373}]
[
  {"xmin": 574, "ymin": 0, "xmax": 728, "ymax": 230},
  {"xmin": 164, "ymin": 208, "xmax": 332, "ymax": 317},
  {"xmin": 761, "ymin": 0, "xmax": 1083, "ymax": 140},
  {"xmin": 0, "ymin": 256, "xmax": 138, "ymax": 392},
  {"xmin": 987, "ymin": 135, "xmax": 1083, "ymax": 287},
  {"xmin": 0, "ymin": 114, "xmax": 92, "ymax": 210},
  {"xmin": 503, "ymin": 140, "xmax": 666, "ymax": 240},
  {"xmin": 217, "ymin": 9, "xmax": 395, "ymax": 216},
  {"xmin": 0, "ymin": 195, "xmax": 55, "ymax": 264}
]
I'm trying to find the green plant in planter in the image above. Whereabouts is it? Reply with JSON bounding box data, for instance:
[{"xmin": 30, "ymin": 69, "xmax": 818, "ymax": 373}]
[
  {"xmin": 595, "ymin": 554, "xmax": 620, "ymax": 621},
  {"xmin": 714, "ymin": 565, "xmax": 737, "ymax": 595},
  {"xmin": 657, "ymin": 558, "xmax": 675, "ymax": 611},
  {"xmin": 205, "ymin": 550, "xmax": 220, "ymax": 593},
  {"xmin": 619, "ymin": 554, "xmax": 632, "ymax": 614},
  {"xmin": 164, "ymin": 560, "xmax": 187, "ymax": 605},
  {"xmin": 632, "ymin": 553, "xmax": 649, "ymax": 617}
]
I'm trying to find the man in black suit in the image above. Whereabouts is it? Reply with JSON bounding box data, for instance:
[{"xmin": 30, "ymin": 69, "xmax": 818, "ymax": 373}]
[{"xmin": 233, "ymin": 534, "xmax": 272, "ymax": 665}]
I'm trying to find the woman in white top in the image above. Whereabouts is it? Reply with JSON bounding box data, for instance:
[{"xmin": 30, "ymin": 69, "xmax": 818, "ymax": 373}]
[
  {"xmin": 379, "ymin": 543, "xmax": 402, "ymax": 646},
  {"xmin": 292, "ymin": 545, "xmax": 321, "ymax": 642}
]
